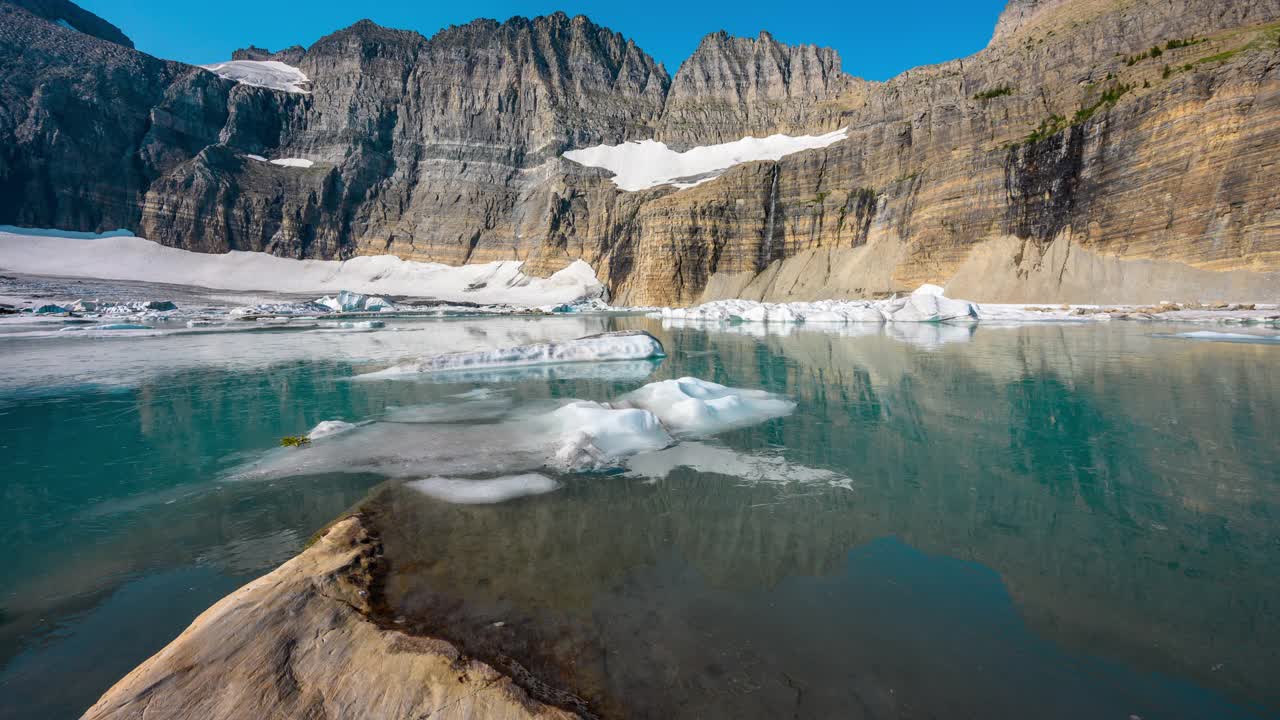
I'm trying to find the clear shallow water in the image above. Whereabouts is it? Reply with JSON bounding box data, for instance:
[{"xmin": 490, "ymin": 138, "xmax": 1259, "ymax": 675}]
[{"xmin": 1, "ymin": 312, "xmax": 1277, "ymax": 719}]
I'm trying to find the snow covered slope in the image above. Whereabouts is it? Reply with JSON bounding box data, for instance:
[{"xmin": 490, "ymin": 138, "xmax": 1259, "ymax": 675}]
[
  {"xmin": 563, "ymin": 129, "xmax": 848, "ymax": 191},
  {"xmin": 199, "ymin": 60, "xmax": 310, "ymax": 93},
  {"xmin": 0, "ymin": 228, "xmax": 603, "ymax": 307}
]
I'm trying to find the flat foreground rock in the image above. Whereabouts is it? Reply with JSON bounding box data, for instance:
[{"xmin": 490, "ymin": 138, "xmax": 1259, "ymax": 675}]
[{"xmin": 84, "ymin": 516, "xmax": 578, "ymax": 720}]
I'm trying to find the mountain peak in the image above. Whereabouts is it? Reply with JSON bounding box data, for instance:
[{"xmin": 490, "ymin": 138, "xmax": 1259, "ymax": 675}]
[{"xmin": 8, "ymin": 0, "xmax": 133, "ymax": 47}]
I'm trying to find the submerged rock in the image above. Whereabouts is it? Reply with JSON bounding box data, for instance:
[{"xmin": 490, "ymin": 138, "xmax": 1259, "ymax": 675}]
[{"xmin": 83, "ymin": 516, "xmax": 581, "ymax": 720}]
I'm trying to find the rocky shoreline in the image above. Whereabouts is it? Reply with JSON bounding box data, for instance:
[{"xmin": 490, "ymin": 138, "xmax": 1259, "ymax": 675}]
[{"xmin": 83, "ymin": 514, "xmax": 589, "ymax": 720}]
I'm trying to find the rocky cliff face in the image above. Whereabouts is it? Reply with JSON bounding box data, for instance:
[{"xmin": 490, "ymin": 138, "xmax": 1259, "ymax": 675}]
[
  {"xmin": 655, "ymin": 30, "xmax": 862, "ymax": 148},
  {"xmin": 1, "ymin": 0, "xmax": 1278, "ymax": 305}
]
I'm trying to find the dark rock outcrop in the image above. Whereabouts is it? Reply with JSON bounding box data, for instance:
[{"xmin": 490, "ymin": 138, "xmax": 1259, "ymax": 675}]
[
  {"xmin": 230, "ymin": 44, "xmax": 306, "ymax": 64},
  {"xmin": 6, "ymin": 0, "xmax": 132, "ymax": 46}
]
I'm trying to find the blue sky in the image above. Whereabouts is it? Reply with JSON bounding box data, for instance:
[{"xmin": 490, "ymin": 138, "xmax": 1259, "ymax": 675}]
[{"xmin": 79, "ymin": 0, "xmax": 1009, "ymax": 81}]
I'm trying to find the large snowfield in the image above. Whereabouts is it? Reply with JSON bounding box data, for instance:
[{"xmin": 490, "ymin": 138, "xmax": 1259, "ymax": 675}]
[
  {"xmin": 563, "ymin": 128, "xmax": 849, "ymax": 191},
  {"xmin": 0, "ymin": 227, "xmax": 604, "ymax": 308}
]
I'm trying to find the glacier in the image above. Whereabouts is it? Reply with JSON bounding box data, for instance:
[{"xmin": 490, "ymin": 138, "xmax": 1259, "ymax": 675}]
[{"xmin": 199, "ymin": 60, "xmax": 311, "ymax": 94}]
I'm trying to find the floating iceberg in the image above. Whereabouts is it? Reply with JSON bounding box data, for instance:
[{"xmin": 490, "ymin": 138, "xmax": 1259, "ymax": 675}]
[
  {"xmin": 316, "ymin": 290, "xmax": 397, "ymax": 313},
  {"xmin": 307, "ymin": 420, "xmax": 357, "ymax": 440},
  {"xmin": 99, "ymin": 300, "xmax": 178, "ymax": 314},
  {"xmin": 236, "ymin": 375, "xmax": 795, "ymax": 480},
  {"xmin": 362, "ymin": 330, "xmax": 665, "ymax": 379},
  {"xmin": 370, "ymin": 359, "xmax": 663, "ymax": 385},
  {"xmin": 614, "ymin": 377, "xmax": 796, "ymax": 436},
  {"xmin": 229, "ymin": 301, "xmax": 333, "ymax": 317},
  {"xmin": 408, "ymin": 474, "xmax": 560, "ymax": 504},
  {"xmin": 652, "ymin": 286, "xmax": 977, "ymax": 326},
  {"xmin": 564, "ymin": 129, "xmax": 848, "ymax": 191},
  {"xmin": 199, "ymin": 60, "xmax": 310, "ymax": 94},
  {"xmin": 546, "ymin": 401, "xmax": 674, "ymax": 471}
]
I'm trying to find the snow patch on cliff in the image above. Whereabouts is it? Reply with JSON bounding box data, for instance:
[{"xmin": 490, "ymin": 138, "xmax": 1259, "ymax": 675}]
[
  {"xmin": 563, "ymin": 128, "xmax": 848, "ymax": 191},
  {"xmin": 245, "ymin": 155, "xmax": 317, "ymax": 168},
  {"xmin": 200, "ymin": 60, "xmax": 310, "ymax": 94}
]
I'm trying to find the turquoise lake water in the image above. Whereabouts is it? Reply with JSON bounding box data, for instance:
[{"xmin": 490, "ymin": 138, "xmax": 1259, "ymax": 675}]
[{"xmin": 0, "ymin": 313, "xmax": 1276, "ymax": 718}]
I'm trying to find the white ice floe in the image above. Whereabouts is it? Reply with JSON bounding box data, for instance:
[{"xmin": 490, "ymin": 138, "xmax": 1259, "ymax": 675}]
[
  {"xmin": 235, "ymin": 375, "xmax": 795, "ymax": 480},
  {"xmin": 625, "ymin": 441, "xmax": 851, "ymax": 489},
  {"xmin": 307, "ymin": 420, "xmax": 356, "ymax": 440},
  {"xmin": 94, "ymin": 323, "xmax": 153, "ymax": 331},
  {"xmin": 317, "ymin": 290, "xmax": 396, "ymax": 313},
  {"xmin": 0, "ymin": 229, "xmax": 605, "ymax": 308},
  {"xmin": 1170, "ymin": 331, "xmax": 1280, "ymax": 343},
  {"xmin": 315, "ymin": 320, "xmax": 385, "ymax": 332},
  {"xmin": 614, "ymin": 377, "xmax": 794, "ymax": 436},
  {"xmin": 408, "ymin": 474, "xmax": 560, "ymax": 504},
  {"xmin": 653, "ymin": 286, "xmax": 977, "ymax": 326},
  {"xmin": 371, "ymin": 360, "xmax": 663, "ymax": 385},
  {"xmin": 200, "ymin": 60, "xmax": 311, "ymax": 94},
  {"xmin": 99, "ymin": 300, "xmax": 178, "ymax": 314},
  {"xmin": 362, "ymin": 330, "xmax": 665, "ymax": 378},
  {"xmin": 546, "ymin": 401, "xmax": 674, "ymax": 470},
  {"xmin": 229, "ymin": 301, "xmax": 333, "ymax": 317},
  {"xmin": 0, "ymin": 313, "xmax": 611, "ymax": 394},
  {"xmin": 563, "ymin": 128, "xmax": 848, "ymax": 191}
]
